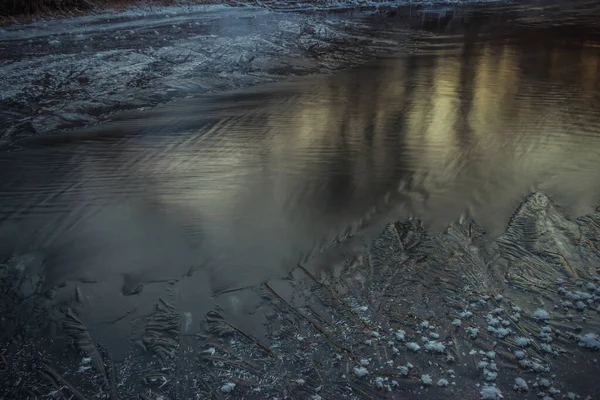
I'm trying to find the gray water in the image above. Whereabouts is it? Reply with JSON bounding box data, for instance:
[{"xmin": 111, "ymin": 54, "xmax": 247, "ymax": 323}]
[{"xmin": 1, "ymin": 1, "xmax": 600, "ymax": 352}]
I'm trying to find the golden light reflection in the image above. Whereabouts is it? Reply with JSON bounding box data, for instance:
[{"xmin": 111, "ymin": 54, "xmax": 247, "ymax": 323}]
[
  {"xmin": 254, "ymin": 37, "xmax": 600, "ymax": 234},
  {"xmin": 20, "ymin": 30, "xmax": 599, "ymax": 292}
]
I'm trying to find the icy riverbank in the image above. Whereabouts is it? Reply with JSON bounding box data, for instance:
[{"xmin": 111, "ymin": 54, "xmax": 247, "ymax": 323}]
[
  {"xmin": 1, "ymin": 192, "xmax": 599, "ymax": 399},
  {"xmin": 0, "ymin": 3, "xmax": 426, "ymax": 142},
  {"xmin": 0, "ymin": 0, "xmax": 517, "ymax": 143}
]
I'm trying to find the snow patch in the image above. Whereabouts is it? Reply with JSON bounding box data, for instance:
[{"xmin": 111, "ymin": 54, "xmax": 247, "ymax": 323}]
[
  {"xmin": 559, "ymin": 288, "xmax": 592, "ymax": 300},
  {"xmin": 488, "ymin": 326, "xmax": 511, "ymax": 339},
  {"xmin": 406, "ymin": 342, "xmax": 421, "ymax": 352},
  {"xmin": 515, "ymin": 336, "xmax": 531, "ymax": 347},
  {"xmin": 466, "ymin": 327, "xmax": 479, "ymax": 339},
  {"xmin": 540, "ymin": 343, "xmax": 553, "ymax": 353},
  {"xmin": 514, "ymin": 350, "xmax": 526, "ymax": 359},
  {"xmin": 221, "ymin": 382, "xmax": 236, "ymax": 393},
  {"xmin": 519, "ymin": 358, "xmax": 549, "ymax": 372},
  {"xmin": 513, "ymin": 377, "xmax": 528, "ymax": 392},
  {"xmin": 483, "ymin": 370, "xmax": 497, "ymax": 381},
  {"xmin": 538, "ymin": 378, "xmax": 551, "ymax": 388},
  {"xmin": 395, "ymin": 330, "xmax": 406, "ymax": 342},
  {"xmin": 578, "ymin": 333, "xmax": 600, "ymax": 350},
  {"xmin": 480, "ymin": 385, "xmax": 503, "ymax": 399},
  {"xmin": 421, "ymin": 374, "xmax": 432, "ymax": 385},
  {"xmin": 532, "ymin": 309, "xmax": 550, "ymax": 320},
  {"xmin": 424, "ymin": 341, "xmax": 446, "ymax": 353},
  {"xmin": 437, "ymin": 378, "xmax": 449, "ymax": 387}
]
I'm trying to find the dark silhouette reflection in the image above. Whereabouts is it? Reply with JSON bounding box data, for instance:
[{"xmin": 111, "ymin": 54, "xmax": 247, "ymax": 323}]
[{"xmin": 1, "ymin": 5, "xmax": 600, "ymax": 346}]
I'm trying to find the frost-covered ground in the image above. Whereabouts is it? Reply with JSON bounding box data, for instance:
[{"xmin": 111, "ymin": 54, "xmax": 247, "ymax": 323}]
[
  {"xmin": 2, "ymin": 192, "xmax": 600, "ymax": 399},
  {"xmin": 5, "ymin": 0, "xmax": 594, "ymax": 143},
  {"xmin": 1, "ymin": 0, "xmax": 532, "ymax": 143},
  {"xmin": 0, "ymin": 3, "xmax": 435, "ymax": 142}
]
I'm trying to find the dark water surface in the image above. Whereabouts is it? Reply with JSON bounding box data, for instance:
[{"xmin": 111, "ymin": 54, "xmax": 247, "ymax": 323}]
[{"xmin": 2, "ymin": 1, "xmax": 600, "ymax": 353}]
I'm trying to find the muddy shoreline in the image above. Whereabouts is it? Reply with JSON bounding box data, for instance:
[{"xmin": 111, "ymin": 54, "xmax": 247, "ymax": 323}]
[
  {"xmin": 3, "ymin": 0, "xmax": 594, "ymax": 144},
  {"xmin": 0, "ymin": 1, "xmax": 500, "ymax": 144},
  {"xmin": 1, "ymin": 192, "xmax": 600, "ymax": 399}
]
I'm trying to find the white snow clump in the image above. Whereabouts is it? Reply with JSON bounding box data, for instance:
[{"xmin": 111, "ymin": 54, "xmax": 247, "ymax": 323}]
[
  {"xmin": 513, "ymin": 377, "xmax": 528, "ymax": 392},
  {"xmin": 532, "ymin": 309, "xmax": 550, "ymax": 320},
  {"xmin": 480, "ymin": 385, "xmax": 503, "ymax": 399},
  {"xmin": 395, "ymin": 330, "xmax": 406, "ymax": 341},
  {"xmin": 221, "ymin": 382, "xmax": 236, "ymax": 393},
  {"xmin": 406, "ymin": 342, "xmax": 421, "ymax": 352},
  {"xmin": 421, "ymin": 374, "xmax": 432, "ymax": 385},
  {"xmin": 578, "ymin": 332, "xmax": 600, "ymax": 350},
  {"xmin": 424, "ymin": 341, "xmax": 446, "ymax": 353}
]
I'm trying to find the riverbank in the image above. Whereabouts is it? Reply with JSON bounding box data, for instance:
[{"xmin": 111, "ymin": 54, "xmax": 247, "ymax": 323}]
[
  {"xmin": 0, "ymin": 0, "xmax": 520, "ymax": 144},
  {"xmin": 1, "ymin": 192, "xmax": 599, "ymax": 399},
  {"xmin": 0, "ymin": 2, "xmax": 432, "ymax": 143},
  {"xmin": 0, "ymin": 0, "xmax": 232, "ymax": 20},
  {"xmin": 0, "ymin": 0, "xmax": 490, "ymax": 21}
]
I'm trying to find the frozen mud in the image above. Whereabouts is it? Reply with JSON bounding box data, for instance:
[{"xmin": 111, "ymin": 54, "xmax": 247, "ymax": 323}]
[
  {"xmin": 4, "ymin": 0, "xmax": 577, "ymax": 143},
  {"xmin": 2, "ymin": 192, "xmax": 599, "ymax": 399},
  {"xmin": 0, "ymin": 3, "xmax": 428, "ymax": 142}
]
